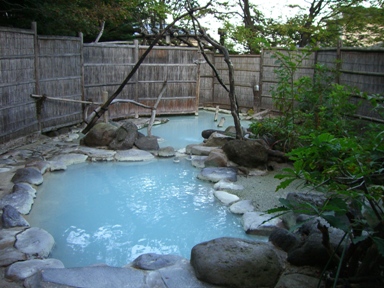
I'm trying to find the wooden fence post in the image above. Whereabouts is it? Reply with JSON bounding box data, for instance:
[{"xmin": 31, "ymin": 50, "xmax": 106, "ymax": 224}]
[
  {"xmin": 134, "ymin": 39, "xmax": 139, "ymax": 118},
  {"xmin": 32, "ymin": 22, "xmax": 42, "ymax": 132},
  {"xmin": 195, "ymin": 59, "xmax": 203, "ymax": 115},
  {"xmin": 79, "ymin": 32, "xmax": 85, "ymax": 117},
  {"xmin": 102, "ymin": 91, "xmax": 109, "ymax": 123}
]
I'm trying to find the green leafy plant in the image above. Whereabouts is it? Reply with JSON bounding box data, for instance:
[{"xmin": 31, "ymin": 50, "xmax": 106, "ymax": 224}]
[
  {"xmin": 250, "ymin": 49, "xmax": 362, "ymax": 151},
  {"xmin": 273, "ymin": 132, "xmax": 384, "ymax": 285}
]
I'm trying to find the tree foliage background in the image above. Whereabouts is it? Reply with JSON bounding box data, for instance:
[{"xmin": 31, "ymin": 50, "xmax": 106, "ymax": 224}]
[{"xmin": 0, "ymin": 0, "xmax": 382, "ymax": 49}]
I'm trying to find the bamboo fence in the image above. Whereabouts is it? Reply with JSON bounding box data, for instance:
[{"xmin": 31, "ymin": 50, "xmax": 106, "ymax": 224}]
[
  {"xmin": 83, "ymin": 42, "xmax": 200, "ymax": 119},
  {"xmin": 1, "ymin": 23, "xmax": 383, "ymax": 145}
]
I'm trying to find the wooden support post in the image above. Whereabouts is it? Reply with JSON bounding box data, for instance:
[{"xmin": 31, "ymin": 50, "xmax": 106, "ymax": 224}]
[
  {"xmin": 217, "ymin": 117, "xmax": 225, "ymax": 127},
  {"xmin": 32, "ymin": 22, "xmax": 41, "ymax": 132},
  {"xmin": 134, "ymin": 39, "xmax": 139, "ymax": 118},
  {"xmin": 195, "ymin": 61, "xmax": 201, "ymax": 115},
  {"xmin": 102, "ymin": 91, "xmax": 109, "ymax": 123},
  {"xmin": 147, "ymin": 80, "xmax": 168, "ymax": 137},
  {"xmin": 214, "ymin": 105, "xmax": 219, "ymax": 121}
]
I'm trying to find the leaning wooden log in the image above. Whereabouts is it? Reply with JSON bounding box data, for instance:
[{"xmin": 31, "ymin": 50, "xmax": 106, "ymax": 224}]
[
  {"xmin": 30, "ymin": 94, "xmax": 100, "ymax": 105},
  {"xmin": 147, "ymin": 80, "xmax": 167, "ymax": 137},
  {"xmin": 190, "ymin": 15, "xmax": 243, "ymax": 140},
  {"xmin": 81, "ymin": 2, "xmax": 212, "ymax": 135}
]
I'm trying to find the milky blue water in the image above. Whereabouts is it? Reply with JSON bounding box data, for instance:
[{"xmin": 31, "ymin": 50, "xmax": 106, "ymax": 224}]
[{"xmin": 26, "ymin": 110, "xmax": 258, "ymax": 268}]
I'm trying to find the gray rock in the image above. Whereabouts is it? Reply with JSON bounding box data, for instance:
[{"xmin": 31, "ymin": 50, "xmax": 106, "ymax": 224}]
[
  {"xmin": 269, "ymin": 228, "xmax": 300, "ymax": 252},
  {"xmin": 131, "ymin": 253, "xmax": 180, "ymax": 270},
  {"xmin": 190, "ymin": 237, "xmax": 283, "ymax": 288},
  {"xmin": 229, "ymin": 200, "xmax": 255, "ymax": 214},
  {"xmin": 0, "ymin": 190, "xmax": 34, "ymax": 214},
  {"xmin": 50, "ymin": 153, "xmax": 88, "ymax": 166},
  {"xmin": 25, "ymin": 161, "xmax": 51, "ymax": 174},
  {"xmin": 77, "ymin": 146, "xmax": 116, "ymax": 161},
  {"xmin": 109, "ymin": 121, "xmax": 138, "ymax": 150},
  {"xmin": 0, "ymin": 247, "xmax": 27, "ymax": 267},
  {"xmin": 242, "ymin": 211, "xmax": 285, "ymax": 236},
  {"xmin": 157, "ymin": 146, "xmax": 176, "ymax": 158},
  {"xmin": 81, "ymin": 122, "xmax": 117, "ymax": 147},
  {"xmin": 0, "ymin": 228, "xmax": 24, "ymax": 249},
  {"xmin": 213, "ymin": 179, "xmax": 244, "ymax": 191},
  {"xmin": 197, "ymin": 167, "xmax": 238, "ymax": 183},
  {"xmin": 48, "ymin": 160, "xmax": 67, "ymax": 171},
  {"xmin": 204, "ymin": 149, "xmax": 228, "ymax": 167},
  {"xmin": 191, "ymin": 145, "xmax": 219, "ymax": 156},
  {"xmin": 6, "ymin": 258, "xmax": 65, "ymax": 281},
  {"xmin": 286, "ymin": 192, "xmax": 326, "ymax": 209},
  {"xmin": 155, "ymin": 257, "xmax": 216, "ymax": 288},
  {"xmin": 275, "ymin": 273, "xmax": 321, "ymax": 288},
  {"xmin": 11, "ymin": 167, "xmax": 43, "ymax": 186},
  {"xmin": 135, "ymin": 135, "xmax": 159, "ymax": 151},
  {"xmin": 15, "ymin": 227, "xmax": 55, "ymax": 258},
  {"xmin": 201, "ymin": 129, "xmax": 223, "ymax": 139},
  {"xmin": 287, "ymin": 232, "xmax": 330, "ymax": 267},
  {"xmin": 12, "ymin": 183, "xmax": 36, "ymax": 198},
  {"xmin": 213, "ymin": 191, "xmax": 239, "ymax": 205},
  {"xmin": 23, "ymin": 257, "xmax": 217, "ymax": 288},
  {"xmin": 2, "ymin": 205, "xmax": 30, "ymax": 228},
  {"xmin": 114, "ymin": 149, "xmax": 155, "ymax": 162},
  {"xmin": 24, "ymin": 266, "xmax": 147, "ymax": 288},
  {"xmin": 204, "ymin": 132, "xmax": 233, "ymax": 147},
  {"xmin": 222, "ymin": 140, "xmax": 268, "ymax": 168},
  {"xmin": 191, "ymin": 156, "xmax": 207, "ymax": 168}
]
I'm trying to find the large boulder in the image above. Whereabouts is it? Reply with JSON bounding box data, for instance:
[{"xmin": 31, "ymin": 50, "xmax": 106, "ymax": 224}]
[
  {"xmin": 81, "ymin": 122, "xmax": 117, "ymax": 147},
  {"xmin": 134, "ymin": 135, "xmax": 159, "ymax": 151},
  {"xmin": 190, "ymin": 237, "xmax": 283, "ymax": 288},
  {"xmin": 222, "ymin": 140, "xmax": 268, "ymax": 168},
  {"xmin": 204, "ymin": 149, "xmax": 228, "ymax": 167},
  {"xmin": 109, "ymin": 121, "xmax": 139, "ymax": 150},
  {"xmin": 204, "ymin": 132, "xmax": 233, "ymax": 147}
]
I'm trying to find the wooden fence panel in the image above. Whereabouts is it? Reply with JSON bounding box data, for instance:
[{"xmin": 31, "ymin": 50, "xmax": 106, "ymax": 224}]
[
  {"xmin": 84, "ymin": 43, "xmax": 199, "ymax": 119},
  {"xmin": 0, "ymin": 27, "xmax": 38, "ymax": 145},
  {"xmin": 37, "ymin": 35, "xmax": 83, "ymax": 132},
  {"xmin": 210, "ymin": 55, "xmax": 260, "ymax": 111},
  {"xmin": 1, "ymin": 23, "xmax": 384, "ymax": 145},
  {"xmin": 198, "ymin": 52, "xmax": 214, "ymax": 106}
]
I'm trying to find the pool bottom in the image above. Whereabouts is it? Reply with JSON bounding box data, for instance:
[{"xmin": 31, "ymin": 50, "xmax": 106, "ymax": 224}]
[{"xmin": 26, "ymin": 160, "xmax": 259, "ymax": 268}]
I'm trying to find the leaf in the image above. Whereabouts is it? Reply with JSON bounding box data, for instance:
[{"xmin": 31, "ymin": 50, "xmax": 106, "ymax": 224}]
[
  {"xmin": 275, "ymin": 178, "xmax": 296, "ymax": 191},
  {"xmin": 321, "ymin": 215, "xmax": 350, "ymax": 232},
  {"xmin": 372, "ymin": 237, "xmax": 384, "ymax": 257},
  {"xmin": 352, "ymin": 234, "xmax": 368, "ymax": 245},
  {"xmin": 266, "ymin": 206, "xmax": 289, "ymax": 214},
  {"xmin": 323, "ymin": 197, "xmax": 348, "ymax": 214}
]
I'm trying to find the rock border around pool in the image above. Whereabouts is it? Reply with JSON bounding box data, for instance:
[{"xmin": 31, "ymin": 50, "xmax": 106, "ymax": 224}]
[{"xmin": 0, "ymin": 127, "xmax": 325, "ymax": 288}]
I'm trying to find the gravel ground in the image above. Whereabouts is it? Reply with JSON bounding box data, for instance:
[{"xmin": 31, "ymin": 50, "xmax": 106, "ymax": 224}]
[{"xmin": 228, "ymin": 163, "xmax": 298, "ymax": 212}]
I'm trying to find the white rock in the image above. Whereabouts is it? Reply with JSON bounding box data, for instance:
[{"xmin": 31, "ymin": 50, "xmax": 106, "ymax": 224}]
[
  {"xmin": 115, "ymin": 149, "xmax": 155, "ymax": 162},
  {"xmin": 50, "ymin": 153, "xmax": 88, "ymax": 166},
  {"xmin": 213, "ymin": 179, "xmax": 244, "ymax": 191},
  {"xmin": 242, "ymin": 211, "xmax": 284, "ymax": 236},
  {"xmin": 77, "ymin": 147, "xmax": 116, "ymax": 161},
  {"xmin": 229, "ymin": 200, "xmax": 255, "ymax": 214},
  {"xmin": 49, "ymin": 160, "xmax": 67, "ymax": 171},
  {"xmin": 213, "ymin": 191, "xmax": 240, "ymax": 205}
]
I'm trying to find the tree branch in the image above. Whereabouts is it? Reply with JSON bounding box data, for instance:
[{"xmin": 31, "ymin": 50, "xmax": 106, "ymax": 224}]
[{"xmin": 82, "ymin": 1, "xmax": 212, "ymax": 134}]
